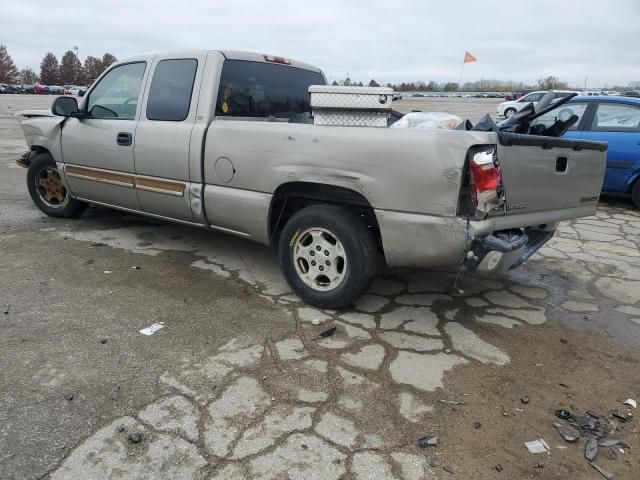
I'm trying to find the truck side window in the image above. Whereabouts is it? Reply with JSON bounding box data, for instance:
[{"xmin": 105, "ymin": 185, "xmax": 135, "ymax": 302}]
[
  {"xmin": 216, "ymin": 60, "xmax": 325, "ymax": 118},
  {"xmin": 86, "ymin": 62, "xmax": 146, "ymax": 120},
  {"xmin": 146, "ymin": 59, "xmax": 198, "ymax": 121}
]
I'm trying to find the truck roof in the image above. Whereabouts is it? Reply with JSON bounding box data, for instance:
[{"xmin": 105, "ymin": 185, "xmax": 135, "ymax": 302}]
[{"xmin": 116, "ymin": 50, "xmax": 322, "ymax": 73}]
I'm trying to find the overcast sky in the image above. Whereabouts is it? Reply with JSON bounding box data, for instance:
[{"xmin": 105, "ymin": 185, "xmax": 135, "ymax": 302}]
[{"xmin": 2, "ymin": 0, "xmax": 639, "ymax": 88}]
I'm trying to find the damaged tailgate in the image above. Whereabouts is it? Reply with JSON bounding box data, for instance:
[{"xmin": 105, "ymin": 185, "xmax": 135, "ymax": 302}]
[{"xmin": 496, "ymin": 132, "xmax": 607, "ymax": 218}]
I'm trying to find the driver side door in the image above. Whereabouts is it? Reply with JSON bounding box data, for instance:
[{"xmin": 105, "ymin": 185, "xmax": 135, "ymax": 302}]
[{"xmin": 61, "ymin": 61, "xmax": 149, "ymax": 209}]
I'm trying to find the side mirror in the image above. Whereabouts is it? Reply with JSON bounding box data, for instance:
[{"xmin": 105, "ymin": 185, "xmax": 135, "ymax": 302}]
[{"xmin": 52, "ymin": 96, "xmax": 79, "ymax": 116}]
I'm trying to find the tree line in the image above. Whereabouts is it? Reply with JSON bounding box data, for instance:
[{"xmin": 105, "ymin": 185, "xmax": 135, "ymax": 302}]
[
  {"xmin": 0, "ymin": 44, "xmax": 117, "ymax": 86},
  {"xmin": 330, "ymin": 76, "xmax": 638, "ymax": 92}
]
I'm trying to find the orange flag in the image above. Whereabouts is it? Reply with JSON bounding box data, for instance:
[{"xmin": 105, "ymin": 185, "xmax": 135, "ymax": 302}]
[{"xmin": 463, "ymin": 51, "xmax": 477, "ymax": 63}]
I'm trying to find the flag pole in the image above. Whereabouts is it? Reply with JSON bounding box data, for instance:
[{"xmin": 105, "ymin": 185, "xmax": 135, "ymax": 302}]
[{"xmin": 457, "ymin": 58, "xmax": 465, "ymax": 91}]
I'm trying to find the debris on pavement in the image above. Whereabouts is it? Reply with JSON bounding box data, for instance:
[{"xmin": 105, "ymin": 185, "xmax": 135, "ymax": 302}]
[
  {"xmin": 521, "ymin": 395, "xmax": 529, "ymax": 404},
  {"xmin": 524, "ymin": 439, "xmax": 550, "ymax": 454},
  {"xmin": 65, "ymin": 394, "xmax": 74, "ymax": 401},
  {"xmin": 139, "ymin": 322, "xmax": 165, "ymax": 336},
  {"xmin": 128, "ymin": 431, "xmax": 144, "ymax": 443},
  {"xmin": 418, "ymin": 435, "xmax": 438, "ymax": 448},
  {"xmin": 555, "ymin": 409, "xmax": 572, "ymax": 420},
  {"xmin": 312, "ymin": 326, "xmax": 336, "ymax": 340},
  {"xmin": 103, "ymin": 270, "xmax": 112, "ymax": 274},
  {"xmin": 311, "ymin": 318, "xmax": 322, "ymax": 326},
  {"xmin": 438, "ymin": 399, "xmax": 463, "ymax": 406},
  {"xmin": 610, "ymin": 411, "xmax": 628, "ymax": 422},
  {"xmin": 589, "ymin": 461, "xmax": 614, "ymax": 479},
  {"xmin": 131, "ymin": 266, "xmax": 140, "ymax": 270},
  {"xmin": 4, "ymin": 304, "xmax": 9, "ymax": 315},
  {"xmin": 100, "ymin": 338, "xmax": 107, "ymax": 344},
  {"xmin": 553, "ymin": 422, "xmax": 579, "ymax": 442},
  {"xmin": 442, "ymin": 465, "xmax": 455, "ymax": 474},
  {"xmin": 494, "ymin": 464, "xmax": 503, "ymax": 473},
  {"xmin": 598, "ymin": 438, "xmax": 622, "ymax": 448},
  {"xmin": 585, "ymin": 438, "xmax": 598, "ymax": 461},
  {"xmin": 473, "ymin": 421, "xmax": 481, "ymax": 429},
  {"xmin": 623, "ymin": 398, "xmax": 636, "ymax": 408}
]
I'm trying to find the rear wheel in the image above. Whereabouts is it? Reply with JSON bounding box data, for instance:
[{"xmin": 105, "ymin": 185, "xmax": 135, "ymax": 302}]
[
  {"xmin": 278, "ymin": 205, "xmax": 377, "ymax": 309},
  {"xmin": 632, "ymin": 178, "xmax": 640, "ymax": 208},
  {"xmin": 504, "ymin": 107, "xmax": 517, "ymax": 118},
  {"xmin": 27, "ymin": 152, "xmax": 87, "ymax": 218}
]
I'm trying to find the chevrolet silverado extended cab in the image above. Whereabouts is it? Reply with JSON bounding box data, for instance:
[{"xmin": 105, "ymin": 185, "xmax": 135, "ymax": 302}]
[{"xmin": 16, "ymin": 50, "xmax": 608, "ymax": 308}]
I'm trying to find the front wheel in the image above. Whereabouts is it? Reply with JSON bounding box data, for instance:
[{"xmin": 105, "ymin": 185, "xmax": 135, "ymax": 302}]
[
  {"xmin": 26, "ymin": 152, "xmax": 87, "ymax": 218},
  {"xmin": 278, "ymin": 205, "xmax": 377, "ymax": 309}
]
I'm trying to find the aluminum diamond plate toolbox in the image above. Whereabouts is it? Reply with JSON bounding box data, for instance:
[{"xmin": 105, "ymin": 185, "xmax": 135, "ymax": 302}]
[{"xmin": 309, "ymin": 85, "xmax": 393, "ymax": 127}]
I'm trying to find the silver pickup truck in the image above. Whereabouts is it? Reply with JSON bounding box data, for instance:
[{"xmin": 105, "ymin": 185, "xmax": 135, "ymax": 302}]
[{"xmin": 16, "ymin": 50, "xmax": 607, "ymax": 308}]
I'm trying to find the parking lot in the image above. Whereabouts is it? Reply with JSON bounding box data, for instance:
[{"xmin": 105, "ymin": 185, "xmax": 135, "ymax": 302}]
[{"xmin": 1, "ymin": 94, "xmax": 639, "ymax": 479}]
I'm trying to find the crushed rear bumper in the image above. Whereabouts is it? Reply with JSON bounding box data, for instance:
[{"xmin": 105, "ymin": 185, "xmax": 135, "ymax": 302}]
[{"xmin": 464, "ymin": 228, "xmax": 555, "ymax": 273}]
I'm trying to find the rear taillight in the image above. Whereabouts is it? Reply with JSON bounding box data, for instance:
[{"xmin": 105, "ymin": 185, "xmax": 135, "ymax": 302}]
[{"xmin": 468, "ymin": 147, "xmax": 504, "ymax": 216}]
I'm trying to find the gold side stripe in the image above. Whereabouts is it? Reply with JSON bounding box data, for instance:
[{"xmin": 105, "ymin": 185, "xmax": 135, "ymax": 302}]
[
  {"xmin": 65, "ymin": 165, "xmax": 186, "ymax": 197},
  {"xmin": 66, "ymin": 165, "xmax": 134, "ymax": 187},
  {"xmin": 136, "ymin": 177, "xmax": 186, "ymax": 196}
]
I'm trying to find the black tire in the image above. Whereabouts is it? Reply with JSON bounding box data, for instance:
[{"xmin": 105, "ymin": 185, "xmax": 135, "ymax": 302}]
[
  {"xmin": 27, "ymin": 152, "xmax": 87, "ymax": 218},
  {"xmin": 504, "ymin": 107, "xmax": 516, "ymax": 118},
  {"xmin": 278, "ymin": 205, "xmax": 377, "ymax": 309},
  {"xmin": 632, "ymin": 178, "xmax": 640, "ymax": 209}
]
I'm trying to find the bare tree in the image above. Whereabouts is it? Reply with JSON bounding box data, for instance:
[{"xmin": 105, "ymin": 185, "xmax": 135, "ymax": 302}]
[
  {"xmin": 19, "ymin": 68, "xmax": 39, "ymax": 84},
  {"xmin": 101, "ymin": 53, "xmax": 117, "ymax": 70}
]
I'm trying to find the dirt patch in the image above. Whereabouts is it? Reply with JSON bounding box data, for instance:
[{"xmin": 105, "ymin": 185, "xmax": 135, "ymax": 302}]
[{"xmin": 429, "ymin": 321, "xmax": 639, "ymax": 479}]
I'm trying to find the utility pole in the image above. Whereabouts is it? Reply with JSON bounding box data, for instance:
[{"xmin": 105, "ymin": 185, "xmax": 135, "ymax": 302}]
[{"xmin": 584, "ymin": 75, "xmax": 588, "ymax": 91}]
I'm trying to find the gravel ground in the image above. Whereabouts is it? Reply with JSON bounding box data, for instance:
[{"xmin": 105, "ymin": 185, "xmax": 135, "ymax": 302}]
[{"xmin": 1, "ymin": 94, "xmax": 639, "ymax": 479}]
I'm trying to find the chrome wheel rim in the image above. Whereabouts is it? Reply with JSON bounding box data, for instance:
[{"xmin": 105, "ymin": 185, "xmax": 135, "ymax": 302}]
[
  {"xmin": 35, "ymin": 167, "xmax": 69, "ymax": 208},
  {"xmin": 505, "ymin": 109, "xmax": 514, "ymax": 118},
  {"xmin": 292, "ymin": 227, "xmax": 347, "ymax": 291}
]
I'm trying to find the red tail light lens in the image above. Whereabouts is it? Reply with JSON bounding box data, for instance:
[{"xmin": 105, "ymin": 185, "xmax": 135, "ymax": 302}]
[
  {"xmin": 468, "ymin": 147, "xmax": 503, "ymax": 212},
  {"xmin": 470, "ymin": 151, "xmax": 500, "ymax": 193}
]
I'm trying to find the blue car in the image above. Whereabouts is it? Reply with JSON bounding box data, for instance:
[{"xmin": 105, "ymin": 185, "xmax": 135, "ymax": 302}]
[{"xmin": 533, "ymin": 96, "xmax": 640, "ymax": 207}]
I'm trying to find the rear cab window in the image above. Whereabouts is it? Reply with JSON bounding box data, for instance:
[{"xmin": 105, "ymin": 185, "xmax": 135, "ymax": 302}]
[
  {"xmin": 146, "ymin": 58, "xmax": 198, "ymax": 121},
  {"xmin": 215, "ymin": 60, "xmax": 325, "ymax": 120}
]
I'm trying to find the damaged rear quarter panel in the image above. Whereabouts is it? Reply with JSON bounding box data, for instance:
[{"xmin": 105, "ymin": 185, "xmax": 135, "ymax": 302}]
[
  {"xmin": 204, "ymin": 121, "xmax": 496, "ymax": 216},
  {"xmin": 203, "ymin": 121, "xmax": 495, "ymax": 266}
]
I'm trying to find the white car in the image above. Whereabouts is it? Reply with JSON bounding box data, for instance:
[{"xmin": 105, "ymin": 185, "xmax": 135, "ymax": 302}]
[{"xmin": 497, "ymin": 90, "xmax": 578, "ymax": 118}]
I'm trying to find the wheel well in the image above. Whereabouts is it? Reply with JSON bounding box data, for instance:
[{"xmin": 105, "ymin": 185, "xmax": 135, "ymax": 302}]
[
  {"xmin": 269, "ymin": 182, "xmax": 384, "ymax": 253},
  {"xmin": 30, "ymin": 146, "xmax": 51, "ymax": 156}
]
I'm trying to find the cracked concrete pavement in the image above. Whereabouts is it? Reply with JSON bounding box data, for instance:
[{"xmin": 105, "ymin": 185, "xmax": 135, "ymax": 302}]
[{"xmin": 2, "ymin": 95, "xmax": 639, "ymax": 479}]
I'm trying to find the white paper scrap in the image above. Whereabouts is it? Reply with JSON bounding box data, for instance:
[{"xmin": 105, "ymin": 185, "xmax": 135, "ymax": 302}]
[
  {"xmin": 525, "ymin": 439, "xmax": 550, "ymax": 454},
  {"xmin": 139, "ymin": 322, "xmax": 165, "ymax": 336}
]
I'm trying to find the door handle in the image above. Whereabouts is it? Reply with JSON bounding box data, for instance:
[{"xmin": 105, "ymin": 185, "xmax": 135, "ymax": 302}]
[{"xmin": 117, "ymin": 132, "xmax": 132, "ymax": 146}]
